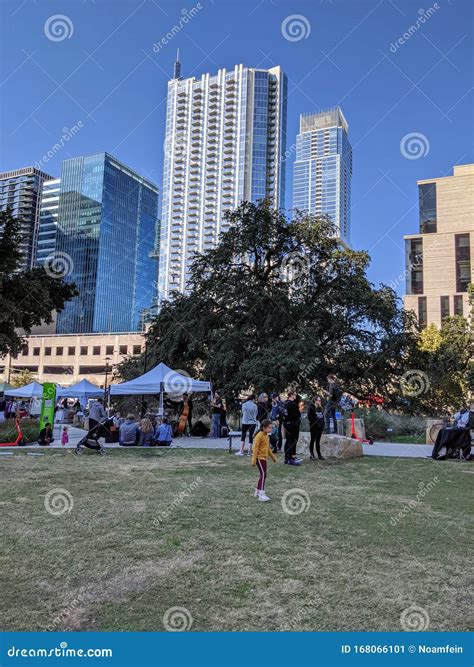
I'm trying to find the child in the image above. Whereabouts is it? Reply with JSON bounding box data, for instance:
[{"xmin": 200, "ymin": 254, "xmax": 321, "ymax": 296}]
[
  {"xmin": 251, "ymin": 419, "xmax": 277, "ymax": 502},
  {"xmin": 61, "ymin": 426, "xmax": 69, "ymax": 446},
  {"xmin": 154, "ymin": 417, "xmax": 173, "ymax": 447},
  {"xmin": 269, "ymin": 421, "xmax": 280, "ymax": 454},
  {"xmin": 138, "ymin": 418, "xmax": 154, "ymax": 447}
]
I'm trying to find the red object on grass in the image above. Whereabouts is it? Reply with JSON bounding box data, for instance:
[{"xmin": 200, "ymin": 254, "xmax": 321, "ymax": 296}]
[
  {"xmin": 350, "ymin": 411, "xmax": 374, "ymax": 445},
  {"xmin": 0, "ymin": 419, "xmax": 24, "ymax": 446}
]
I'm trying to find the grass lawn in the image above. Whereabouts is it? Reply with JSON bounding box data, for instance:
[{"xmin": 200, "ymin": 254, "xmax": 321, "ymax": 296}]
[{"xmin": 0, "ymin": 448, "xmax": 472, "ymax": 632}]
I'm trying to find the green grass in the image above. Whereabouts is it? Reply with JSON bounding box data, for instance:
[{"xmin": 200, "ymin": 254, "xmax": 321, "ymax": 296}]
[
  {"xmin": 0, "ymin": 418, "xmax": 39, "ymax": 444},
  {"xmin": 1, "ymin": 449, "xmax": 472, "ymax": 632}
]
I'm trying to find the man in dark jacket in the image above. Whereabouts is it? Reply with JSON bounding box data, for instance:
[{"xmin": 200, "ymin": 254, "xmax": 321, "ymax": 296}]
[
  {"xmin": 283, "ymin": 391, "xmax": 302, "ymax": 465},
  {"xmin": 324, "ymin": 374, "xmax": 343, "ymax": 433}
]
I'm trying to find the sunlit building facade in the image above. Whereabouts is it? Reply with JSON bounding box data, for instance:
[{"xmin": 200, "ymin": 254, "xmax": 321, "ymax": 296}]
[{"xmin": 36, "ymin": 178, "xmax": 61, "ymax": 267}]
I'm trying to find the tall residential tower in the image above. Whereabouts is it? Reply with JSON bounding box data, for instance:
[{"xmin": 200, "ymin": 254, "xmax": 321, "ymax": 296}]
[
  {"xmin": 158, "ymin": 60, "xmax": 288, "ymax": 299},
  {"xmin": 55, "ymin": 152, "xmax": 159, "ymax": 334},
  {"xmin": 293, "ymin": 107, "xmax": 352, "ymax": 244}
]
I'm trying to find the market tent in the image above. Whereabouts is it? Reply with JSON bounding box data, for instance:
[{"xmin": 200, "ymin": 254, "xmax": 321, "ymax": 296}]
[
  {"xmin": 56, "ymin": 379, "xmax": 104, "ymax": 405},
  {"xmin": 110, "ymin": 362, "xmax": 211, "ymax": 397},
  {"xmin": 5, "ymin": 381, "xmax": 44, "ymax": 398}
]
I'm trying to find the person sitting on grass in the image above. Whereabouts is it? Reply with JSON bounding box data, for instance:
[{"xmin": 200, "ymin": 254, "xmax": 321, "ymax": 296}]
[
  {"xmin": 251, "ymin": 419, "xmax": 277, "ymax": 502},
  {"xmin": 38, "ymin": 422, "xmax": 54, "ymax": 446},
  {"xmin": 138, "ymin": 418, "xmax": 154, "ymax": 447},
  {"xmin": 119, "ymin": 414, "xmax": 139, "ymax": 447},
  {"xmin": 154, "ymin": 417, "xmax": 173, "ymax": 447}
]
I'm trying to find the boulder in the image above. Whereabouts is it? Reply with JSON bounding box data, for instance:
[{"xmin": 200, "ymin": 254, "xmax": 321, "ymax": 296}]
[{"xmin": 297, "ymin": 432, "xmax": 363, "ymax": 459}]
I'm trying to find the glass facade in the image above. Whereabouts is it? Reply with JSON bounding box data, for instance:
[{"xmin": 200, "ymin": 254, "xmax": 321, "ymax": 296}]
[
  {"xmin": 406, "ymin": 237, "xmax": 423, "ymax": 295},
  {"xmin": 36, "ymin": 179, "xmax": 61, "ymax": 266},
  {"xmin": 56, "ymin": 153, "xmax": 159, "ymax": 334},
  {"xmin": 293, "ymin": 108, "xmax": 352, "ymax": 244},
  {"xmin": 418, "ymin": 183, "xmax": 437, "ymax": 233}
]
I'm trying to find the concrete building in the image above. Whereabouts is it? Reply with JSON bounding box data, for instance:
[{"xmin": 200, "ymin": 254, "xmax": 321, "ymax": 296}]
[
  {"xmin": 0, "ymin": 166, "xmax": 54, "ymax": 270},
  {"xmin": 404, "ymin": 164, "xmax": 473, "ymax": 327},
  {"xmin": 292, "ymin": 107, "xmax": 352, "ymax": 245},
  {"xmin": 0, "ymin": 332, "xmax": 145, "ymax": 387},
  {"xmin": 158, "ymin": 57, "xmax": 288, "ymax": 299}
]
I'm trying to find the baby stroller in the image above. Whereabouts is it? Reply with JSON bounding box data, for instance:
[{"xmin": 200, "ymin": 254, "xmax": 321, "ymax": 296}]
[{"xmin": 75, "ymin": 417, "xmax": 114, "ymax": 455}]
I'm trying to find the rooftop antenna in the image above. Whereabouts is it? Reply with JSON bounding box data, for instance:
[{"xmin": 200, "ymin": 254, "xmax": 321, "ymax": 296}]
[{"xmin": 173, "ymin": 48, "xmax": 182, "ymax": 80}]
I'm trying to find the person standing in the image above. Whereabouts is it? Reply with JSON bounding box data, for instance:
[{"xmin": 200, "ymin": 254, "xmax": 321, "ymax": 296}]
[
  {"xmin": 236, "ymin": 394, "xmax": 258, "ymax": 456},
  {"xmin": 324, "ymin": 374, "xmax": 343, "ymax": 433},
  {"xmin": 251, "ymin": 419, "xmax": 277, "ymax": 501},
  {"xmin": 307, "ymin": 396, "xmax": 325, "ymax": 460},
  {"xmin": 256, "ymin": 393, "xmax": 270, "ymax": 426},
  {"xmin": 270, "ymin": 393, "xmax": 284, "ymax": 451},
  {"xmin": 88, "ymin": 398, "xmax": 106, "ymax": 431},
  {"xmin": 283, "ymin": 391, "xmax": 302, "ymax": 466},
  {"xmin": 61, "ymin": 426, "xmax": 69, "ymax": 447},
  {"xmin": 210, "ymin": 391, "xmax": 223, "ymax": 438}
]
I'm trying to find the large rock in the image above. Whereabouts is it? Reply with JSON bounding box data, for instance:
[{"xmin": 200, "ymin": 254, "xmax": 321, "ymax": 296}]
[{"xmin": 297, "ymin": 432, "xmax": 363, "ymax": 459}]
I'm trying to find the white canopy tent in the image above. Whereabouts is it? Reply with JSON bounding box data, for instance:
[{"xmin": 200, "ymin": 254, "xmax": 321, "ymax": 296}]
[
  {"xmin": 110, "ymin": 362, "xmax": 212, "ymax": 415},
  {"xmin": 5, "ymin": 381, "xmax": 44, "ymax": 398},
  {"xmin": 56, "ymin": 379, "xmax": 104, "ymax": 406}
]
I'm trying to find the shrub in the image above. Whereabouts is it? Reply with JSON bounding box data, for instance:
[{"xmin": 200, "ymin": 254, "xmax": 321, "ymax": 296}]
[
  {"xmin": 356, "ymin": 407, "xmax": 425, "ymax": 441},
  {"xmin": 0, "ymin": 418, "xmax": 40, "ymax": 444}
]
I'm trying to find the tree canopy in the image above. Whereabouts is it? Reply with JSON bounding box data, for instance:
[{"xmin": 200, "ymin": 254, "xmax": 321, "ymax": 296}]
[
  {"xmin": 0, "ymin": 208, "xmax": 77, "ymax": 357},
  {"xmin": 120, "ymin": 201, "xmax": 422, "ymax": 405}
]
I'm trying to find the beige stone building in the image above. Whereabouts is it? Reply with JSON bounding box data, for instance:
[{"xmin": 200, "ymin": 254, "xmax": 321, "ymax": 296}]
[
  {"xmin": 0, "ymin": 332, "xmax": 145, "ymax": 388},
  {"xmin": 404, "ymin": 164, "xmax": 473, "ymax": 327}
]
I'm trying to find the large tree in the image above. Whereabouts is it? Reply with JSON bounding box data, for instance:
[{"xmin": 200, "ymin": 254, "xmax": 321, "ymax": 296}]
[
  {"xmin": 0, "ymin": 208, "xmax": 77, "ymax": 357},
  {"xmin": 120, "ymin": 201, "xmax": 419, "ymax": 404}
]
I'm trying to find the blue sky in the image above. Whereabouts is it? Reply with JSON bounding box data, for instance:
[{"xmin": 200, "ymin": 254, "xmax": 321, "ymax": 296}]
[{"xmin": 1, "ymin": 0, "xmax": 473, "ymax": 293}]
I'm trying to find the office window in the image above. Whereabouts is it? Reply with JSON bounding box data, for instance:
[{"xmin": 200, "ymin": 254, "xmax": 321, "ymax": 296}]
[
  {"xmin": 22, "ymin": 345, "xmax": 29, "ymax": 356},
  {"xmin": 56, "ymin": 347, "xmax": 63, "ymax": 356},
  {"xmin": 93, "ymin": 346, "xmax": 101, "ymax": 355},
  {"xmin": 80, "ymin": 346, "xmax": 88, "ymax": 355},
  {"xmin": 455, "ymin": 234, "xmax": 471, "ymax": 293},
  {"xmin": 418, "ymin": 297, "xmax": 427, "ymax": 328},
  {"xmin": 119, "ymin": 345, "xmax": 128, "ymax": 354},
  {"xmin": 453, "ymin": 295, "xmax": 463, "ymax": 316},
  {"xmin": 45, "ymin": 347, "xmax": 52, "ymax": 356},
  {"xmin": 418, "ymin": 183, "xmax": 436, "ymax": 233},
  {"xmin": 68, "ymin": 346, "xmax": 75, "ymax": 355},
  {"xmin": 133, "ymin": 345, "xmax": 142, "ymax": 354},
  {"xmin": 440, "ymin": 296, "xmax": 450, "ymax": 320},
  {"xmin": 409, "ymin": 238, "xmax": 423, "ymax": 294},
  {"xmin": 106, "ymin": 345, "xmax": 114, "ymax": 355},
  {"xmin": 33, "ymin": 347, "xmax": 40, "ymax": 356}
]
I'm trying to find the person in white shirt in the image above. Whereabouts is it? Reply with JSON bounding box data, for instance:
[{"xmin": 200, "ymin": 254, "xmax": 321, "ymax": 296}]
[{"xmin": 236, "ymin": 394, "xmax": 258, "ymax": 457}]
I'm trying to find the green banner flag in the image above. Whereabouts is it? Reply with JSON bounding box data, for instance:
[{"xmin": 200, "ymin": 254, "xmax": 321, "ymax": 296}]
[{"xmin": 40, "ymin": 383, "xmax": 56, "ymax": 431}]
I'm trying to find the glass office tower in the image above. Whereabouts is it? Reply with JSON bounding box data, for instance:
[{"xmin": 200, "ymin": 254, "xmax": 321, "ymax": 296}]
[
  {"xmin": 158, "ymin": 60, "xmax": 288, "ymax": 300},
  {"xmin": 0, "ymin": 166, "xmax": 54, "ymax": 269},
  {"xmin": 293, "ymin": 107, "xmax": 352, "ymax": 244},
  {"xmin": 36, "ymin": 178, "xmax": 61, "ymax": 267},
  {"xmin": 55, "ymin": 153, "xmax": 159, "ymax": 334}
]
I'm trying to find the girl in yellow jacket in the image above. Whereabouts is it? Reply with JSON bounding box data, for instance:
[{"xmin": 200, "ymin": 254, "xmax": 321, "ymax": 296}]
[{"xmin": 252, "ymin": 419, "xmax": 277, "ymax": 501}]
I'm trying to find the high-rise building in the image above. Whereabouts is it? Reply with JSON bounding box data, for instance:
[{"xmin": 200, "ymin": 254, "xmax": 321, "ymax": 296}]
[
  {"xmin": 36, "ymin": 178, "xmax": 61, "ymax": 267},
  {"xmin": 404, "ymin": 164, "xmax": 473, "ymax": 327},
  {"xmin": 55, "ymin": 153, "xmax": 159, "ymax": 334},
  {"xmin": 0, "ymin": 166, "xmax": 54, "ymax": 270},
  {"xmin": 158, "ymin": 58, "xmax": 288, "ymax": 299},
  {"xmin": 292, "ymin": 107, "xmax": 352, "ymax": 245}
]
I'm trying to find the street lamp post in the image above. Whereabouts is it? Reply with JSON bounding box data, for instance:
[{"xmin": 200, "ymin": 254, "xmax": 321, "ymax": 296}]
[{"xmin": 104, "ymin": 357, "xmax": 111, "ymax": 414}]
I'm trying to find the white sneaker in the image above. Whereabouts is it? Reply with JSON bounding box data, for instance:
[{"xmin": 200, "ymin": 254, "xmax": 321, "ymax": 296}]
[
  {"xmin": 254, "ymin": 488, "xmax": 259, "ymax": 497},
  {"xmin": 258, "ymin": 491, "xmax": 270, "ymax": 502},
  {"xmin": 247, "ymin": 450, "xmax": 252, "ymax": 457},
  {"xmin": 235, "ymin": 450, "xmax": 244, "ymax": 456}
]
